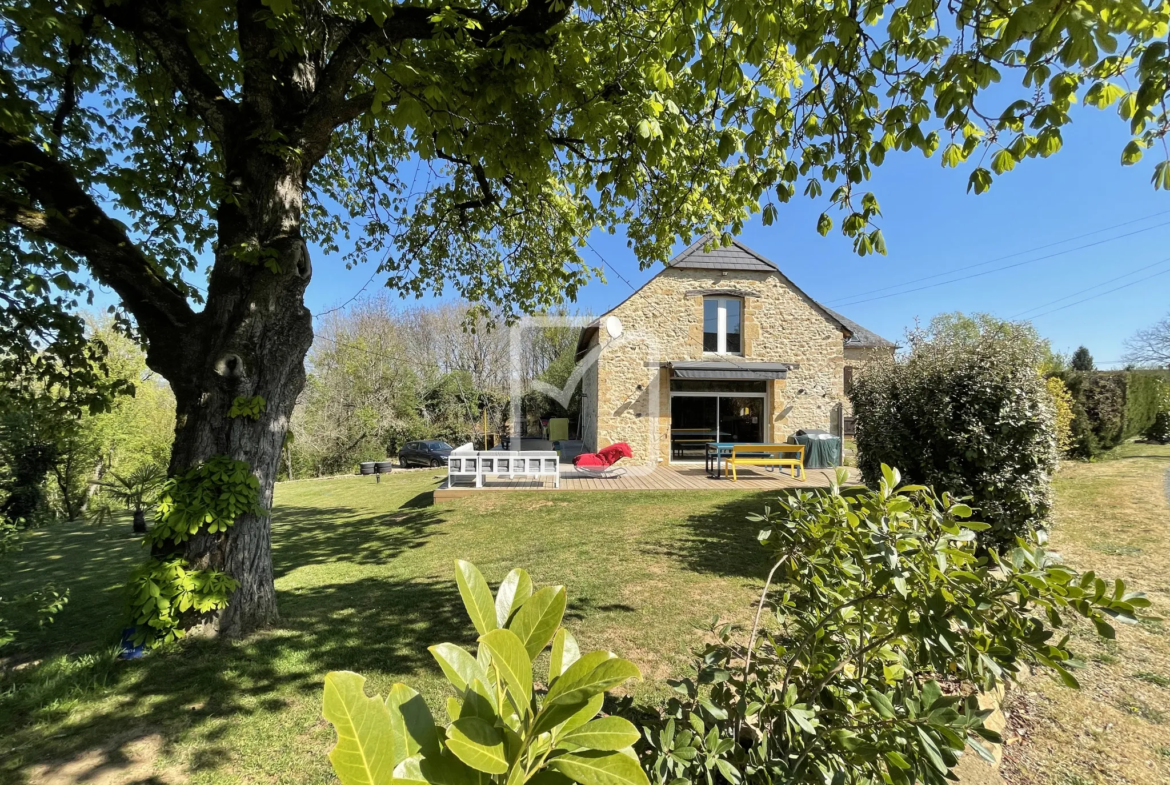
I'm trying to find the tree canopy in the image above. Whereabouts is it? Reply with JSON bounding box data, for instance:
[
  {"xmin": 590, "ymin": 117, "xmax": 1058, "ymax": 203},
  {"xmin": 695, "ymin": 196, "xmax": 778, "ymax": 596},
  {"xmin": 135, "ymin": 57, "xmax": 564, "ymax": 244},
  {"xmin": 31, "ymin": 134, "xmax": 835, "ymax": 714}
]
[
  {"xmin": 1071, "ymin": 345, "xmax": 1095, "ymax": 371},
  {"xmin": 3, "ymin": 0, "xmax": 1168, "ymax": 323}
]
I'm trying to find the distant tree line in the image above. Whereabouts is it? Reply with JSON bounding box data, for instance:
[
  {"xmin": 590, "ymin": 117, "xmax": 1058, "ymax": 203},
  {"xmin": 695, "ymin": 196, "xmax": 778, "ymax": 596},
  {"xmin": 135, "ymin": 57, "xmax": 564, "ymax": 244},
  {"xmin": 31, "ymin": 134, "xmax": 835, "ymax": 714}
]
[
  {"xmin": 1, "ymin": 317, "xmax": 175, "ymax": 528},
  {"xmin": 286, "ymin": 298, "xmax": 586, "ymax": 479}
]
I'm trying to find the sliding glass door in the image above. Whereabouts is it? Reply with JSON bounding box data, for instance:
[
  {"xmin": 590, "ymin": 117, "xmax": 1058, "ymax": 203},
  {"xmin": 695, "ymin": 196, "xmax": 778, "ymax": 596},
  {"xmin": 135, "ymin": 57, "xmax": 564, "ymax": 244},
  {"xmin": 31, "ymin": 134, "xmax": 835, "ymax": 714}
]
[
  {"xmin": 669, "ymin": 393, "xmax": 765, "ymax": 460},
  {"xmin": 719, "ymin": 397, "xmax": 764, "ymax": 444}
]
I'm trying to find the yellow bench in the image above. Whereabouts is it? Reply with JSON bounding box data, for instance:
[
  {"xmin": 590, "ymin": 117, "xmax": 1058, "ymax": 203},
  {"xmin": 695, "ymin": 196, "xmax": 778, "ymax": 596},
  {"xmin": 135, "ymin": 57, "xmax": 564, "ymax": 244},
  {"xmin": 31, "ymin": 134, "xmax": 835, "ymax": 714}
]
[{"xmin": 727, "ymin": 444, "xmax": 805, "ymax": 482}]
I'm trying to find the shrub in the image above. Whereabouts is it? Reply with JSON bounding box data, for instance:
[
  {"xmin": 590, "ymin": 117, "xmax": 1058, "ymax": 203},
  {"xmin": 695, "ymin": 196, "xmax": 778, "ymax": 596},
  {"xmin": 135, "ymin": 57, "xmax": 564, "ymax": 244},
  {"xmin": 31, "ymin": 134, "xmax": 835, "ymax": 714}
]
[
  {"xmin": 1146, "ymin": 379, "xmax": 1170, "ymax": 444},
  {"xmin": 1058, "ymin": 370, "xmax": 1170, "ymax": 457},
  {"xmin": 1124, "ymin": 371, "xmax": 1169, "ymax": 438},
  {"xmin": 850, "ymin": 322, "xmax": 1057, "ymax": 547},
  {"xmin": 1045, "ymin": 376, "xmax": 1075, "ymax": 456},
  {"xmin": 640, "ymin": 468, "xmax": 1143, "ymax": 785},
  {"xmin": 322, "ymin": 561, "xmax": 647, "ymax": 785}
]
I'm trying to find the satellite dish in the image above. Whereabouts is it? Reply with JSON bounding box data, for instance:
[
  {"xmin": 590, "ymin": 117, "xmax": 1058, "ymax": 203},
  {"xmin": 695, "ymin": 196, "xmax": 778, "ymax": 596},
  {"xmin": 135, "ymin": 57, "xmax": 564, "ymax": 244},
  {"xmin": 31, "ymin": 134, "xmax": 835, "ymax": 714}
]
[{"xmin": 604, "ymin": 315, "xmax": 624, "ymax": 339}]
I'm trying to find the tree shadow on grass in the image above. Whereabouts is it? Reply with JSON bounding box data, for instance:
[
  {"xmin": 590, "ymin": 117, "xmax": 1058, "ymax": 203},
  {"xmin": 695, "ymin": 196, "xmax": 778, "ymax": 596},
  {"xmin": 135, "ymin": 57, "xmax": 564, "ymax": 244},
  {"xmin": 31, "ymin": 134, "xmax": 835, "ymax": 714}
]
[
  {"xmin": 271, "ymin": 500, "xmax": 445, "ymax": 576},
  {"xmin": 2, "ymin": 574, "xmax": 467, "ymax": 784},
  {"xmin": 648, "ymin": 489, "xmax": 807, "ymax": 581},
  {"xmin": 2, "ymin": 494, "xmax": 466, "ymax": 784}
]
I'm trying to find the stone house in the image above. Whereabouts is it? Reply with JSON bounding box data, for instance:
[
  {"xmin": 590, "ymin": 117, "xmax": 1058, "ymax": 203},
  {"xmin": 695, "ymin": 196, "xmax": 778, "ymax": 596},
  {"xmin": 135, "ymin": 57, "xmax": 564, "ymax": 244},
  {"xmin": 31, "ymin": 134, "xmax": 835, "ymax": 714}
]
[
  {"xmin": 821, "ymin": 308, "xmax": 897, "ymax": 435},
  {"xmin": 575, "ymin": 236, "xmax": 894, "ymax": 465}
]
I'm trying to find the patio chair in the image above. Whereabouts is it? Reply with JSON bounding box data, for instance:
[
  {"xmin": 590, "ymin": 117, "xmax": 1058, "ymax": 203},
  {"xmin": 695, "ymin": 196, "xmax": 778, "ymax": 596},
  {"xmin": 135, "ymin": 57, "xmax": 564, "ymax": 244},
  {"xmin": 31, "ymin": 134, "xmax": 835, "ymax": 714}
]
[{"xmin": 572, "ymin": 442, "xmax": 632, "ymax": 478}]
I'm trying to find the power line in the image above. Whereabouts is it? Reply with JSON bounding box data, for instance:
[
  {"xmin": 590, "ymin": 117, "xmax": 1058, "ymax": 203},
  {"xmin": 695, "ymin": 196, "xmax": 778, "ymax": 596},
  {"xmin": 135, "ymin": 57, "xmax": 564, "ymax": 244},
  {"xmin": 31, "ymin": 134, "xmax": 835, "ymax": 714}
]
[
  {"xmin": 1028, "ymin": 267, "xmax": 1170, "ymax": 320},
  {"xmin": 313, "ymin": 268, "xmax": 381, "ymax": 319},
  {"xmin": 585, "ymin": 239, "xmax": 636, "ymax": 291},
  {"xmin": 1010, "ymin": 256, "xmax": 1170, "ymax": 319},
  {"xmin": 827, "ymin": 220, "xmax": 1170, "ymax": 309},
  {"xmin": 825, "ymin": 209, "xmax": 1170, "ymax": 306}
]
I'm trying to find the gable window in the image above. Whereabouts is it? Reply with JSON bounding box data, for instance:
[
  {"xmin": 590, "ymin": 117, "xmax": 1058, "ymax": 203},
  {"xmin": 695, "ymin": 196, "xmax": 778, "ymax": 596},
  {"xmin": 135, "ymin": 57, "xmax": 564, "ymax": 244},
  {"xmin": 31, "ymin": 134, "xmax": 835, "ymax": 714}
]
[{"xmin": 703, "ymin": 297, "xmax": 742, "ymax": 354}]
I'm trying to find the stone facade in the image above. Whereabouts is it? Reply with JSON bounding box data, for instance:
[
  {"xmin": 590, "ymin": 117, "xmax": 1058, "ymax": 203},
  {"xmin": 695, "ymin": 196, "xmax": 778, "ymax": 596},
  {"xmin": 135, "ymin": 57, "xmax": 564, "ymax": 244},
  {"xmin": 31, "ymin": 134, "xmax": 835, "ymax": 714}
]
[
  {"xmin": 579, "ymin": 265, "xmax": 850, "ymax": 466},
  {"xmin": 842, "ymin": 345, "xmax": 895, "ymax": 420}
]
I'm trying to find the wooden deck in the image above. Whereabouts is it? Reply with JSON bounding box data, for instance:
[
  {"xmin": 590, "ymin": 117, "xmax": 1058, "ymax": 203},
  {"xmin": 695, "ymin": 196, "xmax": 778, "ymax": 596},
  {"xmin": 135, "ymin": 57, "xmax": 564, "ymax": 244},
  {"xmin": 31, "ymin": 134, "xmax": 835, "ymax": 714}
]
[{"xmin": 432, "ymin": 464, "xmax": 856, "ymax": 500}]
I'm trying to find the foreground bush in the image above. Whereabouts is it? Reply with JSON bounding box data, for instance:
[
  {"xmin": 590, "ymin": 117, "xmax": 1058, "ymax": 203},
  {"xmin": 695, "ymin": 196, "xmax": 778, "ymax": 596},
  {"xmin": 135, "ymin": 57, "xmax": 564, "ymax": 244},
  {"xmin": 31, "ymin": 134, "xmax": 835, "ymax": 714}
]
[
  {"xmin": 850, "ymin": 322, "xmax": 1057, "ymax": 547},
  {"xmin": 641, "ymin": 468, "xmax": 1141, "ymax": 785},
  {"xmin": 322, "ymin": 561, "xmax": 647, "ymax": 785}
]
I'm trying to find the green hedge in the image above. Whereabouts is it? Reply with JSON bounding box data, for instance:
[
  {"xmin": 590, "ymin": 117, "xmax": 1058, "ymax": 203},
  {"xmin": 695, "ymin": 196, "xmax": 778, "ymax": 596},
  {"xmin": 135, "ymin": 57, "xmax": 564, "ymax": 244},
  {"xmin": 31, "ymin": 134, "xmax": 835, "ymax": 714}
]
[
  {"xmin": 850, "ymin": 336, "xmax": 1057, "ymax": 549},
  {"xmin": 1055, "ymin": 370, "xmax": 1170, "ymax": 458}
]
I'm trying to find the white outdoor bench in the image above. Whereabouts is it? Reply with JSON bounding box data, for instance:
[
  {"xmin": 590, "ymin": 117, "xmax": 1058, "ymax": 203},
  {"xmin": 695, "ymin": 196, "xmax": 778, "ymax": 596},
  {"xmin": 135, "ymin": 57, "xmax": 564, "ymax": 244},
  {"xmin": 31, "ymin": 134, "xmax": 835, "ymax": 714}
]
[{"xmin": 447, "ymin": 451, "xmax": 560, "ymax": 488}]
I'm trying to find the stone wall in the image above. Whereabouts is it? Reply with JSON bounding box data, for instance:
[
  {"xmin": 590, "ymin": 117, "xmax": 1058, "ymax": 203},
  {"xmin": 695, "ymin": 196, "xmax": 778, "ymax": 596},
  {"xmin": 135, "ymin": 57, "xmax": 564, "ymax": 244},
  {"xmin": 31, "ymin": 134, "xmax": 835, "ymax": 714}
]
[
  {"xmin": 588, "ymin": 267, "xmax": 847, "ymax": 464},
  {"xmin": 843, "ymin": 345, "xmax": 895, "ymax": 418}
]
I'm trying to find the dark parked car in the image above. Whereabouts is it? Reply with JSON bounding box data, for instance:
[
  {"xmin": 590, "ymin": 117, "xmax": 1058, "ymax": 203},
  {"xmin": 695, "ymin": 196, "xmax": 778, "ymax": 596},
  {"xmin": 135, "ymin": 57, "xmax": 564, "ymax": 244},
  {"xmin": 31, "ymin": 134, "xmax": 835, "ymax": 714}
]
[{"xmin": 398, "ymin": 440, "xmax": 454, "ymax": 468}]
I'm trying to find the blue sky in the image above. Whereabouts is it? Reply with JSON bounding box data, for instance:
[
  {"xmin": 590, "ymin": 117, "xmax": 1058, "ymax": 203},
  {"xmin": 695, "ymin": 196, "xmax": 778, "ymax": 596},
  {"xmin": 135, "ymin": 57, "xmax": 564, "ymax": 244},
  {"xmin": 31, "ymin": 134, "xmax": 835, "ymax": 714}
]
[{"xmin": 299, "ymin": 104, "xmax": 1169, "ymax": 368}]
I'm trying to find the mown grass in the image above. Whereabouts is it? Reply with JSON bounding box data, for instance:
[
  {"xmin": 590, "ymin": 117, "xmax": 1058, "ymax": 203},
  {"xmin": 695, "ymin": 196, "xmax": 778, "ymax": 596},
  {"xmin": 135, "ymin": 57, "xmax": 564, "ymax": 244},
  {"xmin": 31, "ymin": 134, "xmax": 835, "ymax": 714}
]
[
  {"xmin": 1001, "ymin": 442, "xmax": 1170, "ymax": 785},
  {"xmin": 1, "ymin": 470, "xmax": 779, "ymax": 784}
]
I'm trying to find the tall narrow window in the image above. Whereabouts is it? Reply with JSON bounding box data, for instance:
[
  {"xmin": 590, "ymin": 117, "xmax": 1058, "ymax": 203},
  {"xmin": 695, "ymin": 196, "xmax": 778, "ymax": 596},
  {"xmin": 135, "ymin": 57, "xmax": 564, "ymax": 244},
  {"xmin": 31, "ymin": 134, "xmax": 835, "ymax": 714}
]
[
  {"xmin": 844, "ymin": 366, "xmax": 855, "ymax": 394},
  {"xmin": 702, "ymin": 297, "xmax": 743, "ymax": 354},
  {"xmin": 703, "ymin": 299, "xmax": 719, "ymax": 352}
]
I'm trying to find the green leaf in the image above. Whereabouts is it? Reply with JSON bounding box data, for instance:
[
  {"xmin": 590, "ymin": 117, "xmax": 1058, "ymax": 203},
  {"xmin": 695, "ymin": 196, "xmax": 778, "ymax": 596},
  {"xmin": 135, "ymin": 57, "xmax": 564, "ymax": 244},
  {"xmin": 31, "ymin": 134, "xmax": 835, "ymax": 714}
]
[
  {"xmin": 479, "ymin": 628, "xmax": 533, "ymax": 709},
  {"xmin": 455, "ymin": 561, "xmax": 499, "ymax": 637},
  {"xmin": 1153, "ymin": 161, "xmax": 1170, "ymax": 191},
  {"xmin": 1093, "ymin": 617, "xmax": 1116, "ymax": 639},
  {"xmin": 867, "ymin": 689, "xmax": 896, "ymax": 719},
  {"xmin": 445, "ymin": 718, "xmax": 508, "ymax": 774},
  {"xmin": 549, "ymin": 627, "xmax": 581, "ymax": 681},
  {"xmin": 388, "ymin": 683, "xmax": 442, "ymax": 760},
  {"xmin": 967, "ymin": 167, "xmax": 993, "ymax": 194},
  {"xmin": 816, "ymin": 213, "xmax": 832, "ymax": 236},
  {"xmin": 495, "ymin": 568, "xmax": 533, "ymax": 627},
  {"xmin": 884, "ymin": 750, "xmax": 911, "ymax": 770},
  {"xmin": 921, "ymin": 679, "xmax": 942, "ymax": 710},
  {"xmin": 546, "ymin": 655, "xmax": 640, "ymax": 707},
  {"xmin": 1121, "ymin": 140, "xmax": 1143, "ymax": 165},
  {"xmin": 559, "ymin": 693, "xmax": 605, "ymax": 735},
  {"xmin": 990, "ymin": 149, "xmax": 1016, "ymax": 175},
  {"xmin": 559, "ymin": 717, "xmax": 641, "ymax": 751},
  {"xmin": 394, "ymin": 752, "xmax": 479, "ymax": 785},
  {"xmin": 459, "ymin": 679, "xmax": 498, "ymax": 721},
  {"xmin": 430, "ymin": 643, "xmax": 489, "ymax": 693},
  {"xmin": 915, "ymin": 726, "xmax": 948, "ymax": 774},
  {"xmin": 323, "ymin": 671, "xmax": 397, "ymax": 785},
  {"xmin": 509, "ymin": 585, "xmax": 566, "ymax": 659},
  {"xmin": 549, "ymin": 750, "xmax": 651, "ymax": 785}
]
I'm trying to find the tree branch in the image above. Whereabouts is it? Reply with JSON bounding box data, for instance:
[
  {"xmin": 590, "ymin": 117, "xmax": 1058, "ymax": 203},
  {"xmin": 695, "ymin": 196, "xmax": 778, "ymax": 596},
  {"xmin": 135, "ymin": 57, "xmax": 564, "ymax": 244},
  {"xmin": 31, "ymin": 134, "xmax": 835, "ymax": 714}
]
[
  {"xmin": 301, "ymin": 0, "xmax": 574, "ymax": 159},
  {"xmin": 97, "ymin": 0, "xmax": 238, "ymax": 140},
  {"xmin": 0, "ymin": 130, "xmax": 197, "ymax": 348},
  {"xmin": 50, "ymin": 13, "xmax": 96, "ymax": 153}
]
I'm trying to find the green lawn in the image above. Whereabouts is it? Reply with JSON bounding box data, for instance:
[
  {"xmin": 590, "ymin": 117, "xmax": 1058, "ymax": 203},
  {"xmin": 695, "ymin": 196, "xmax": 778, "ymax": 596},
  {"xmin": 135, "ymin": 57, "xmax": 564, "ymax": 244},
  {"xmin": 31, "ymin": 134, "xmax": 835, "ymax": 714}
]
[
  {"xmin": 1000, "ymin": 442, "xmax": 1170, "ymax": 785},
  {"xmin": 1, "ymin": 472, "xmax": 779, "ymax": 784},
  {"xmin": 6, "ymin": 447, "xmax": 1168, "ymax": 785}
]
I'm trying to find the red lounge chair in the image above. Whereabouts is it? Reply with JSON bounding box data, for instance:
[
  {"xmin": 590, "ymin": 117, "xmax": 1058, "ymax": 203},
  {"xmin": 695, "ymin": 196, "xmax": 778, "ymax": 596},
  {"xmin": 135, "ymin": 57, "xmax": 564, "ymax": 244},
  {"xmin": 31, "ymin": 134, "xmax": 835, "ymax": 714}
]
[{"xmin": 572, "ymin": 442, "xmax": 633, "ymax": 478}]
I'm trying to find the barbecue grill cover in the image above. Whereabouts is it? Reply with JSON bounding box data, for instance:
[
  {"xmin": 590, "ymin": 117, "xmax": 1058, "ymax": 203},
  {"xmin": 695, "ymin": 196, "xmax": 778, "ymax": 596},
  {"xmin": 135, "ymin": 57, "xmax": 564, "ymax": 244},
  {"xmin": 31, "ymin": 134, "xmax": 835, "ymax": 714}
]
[{"xmin": 790, "ymin": 433, "xmax": 842, "ymax": 468}]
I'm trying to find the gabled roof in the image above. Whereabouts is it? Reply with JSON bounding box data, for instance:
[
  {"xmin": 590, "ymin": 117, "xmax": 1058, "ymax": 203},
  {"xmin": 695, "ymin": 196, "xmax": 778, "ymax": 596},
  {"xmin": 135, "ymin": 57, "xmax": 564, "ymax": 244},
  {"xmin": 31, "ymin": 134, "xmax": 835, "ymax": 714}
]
[
  {"xmin": 667, "ymin": 234, "xmax": 780, "ymax": 272},
  {"xmin": 821, "ymin": 307, "xmax": 896, "ymax": 349},
  {"xmin": 576, "ymin": 234, "xmax": 892, "ymax": 357}
]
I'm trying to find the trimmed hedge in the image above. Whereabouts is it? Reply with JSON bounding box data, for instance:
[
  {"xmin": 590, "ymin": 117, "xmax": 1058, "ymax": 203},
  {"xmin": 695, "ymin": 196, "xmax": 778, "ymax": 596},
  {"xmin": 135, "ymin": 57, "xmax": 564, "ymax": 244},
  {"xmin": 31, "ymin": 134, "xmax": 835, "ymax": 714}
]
[
  {"xmin": 1055, "ymin": 370, "xmax": 1170, "ymax": 457},
  {"xmin": 1147, "ymin": 378, "xmax": 1170, "ymax": 444},
  {"xmin": 850, "ymin": 332, "xmax": 1057, "ymax": 549}
]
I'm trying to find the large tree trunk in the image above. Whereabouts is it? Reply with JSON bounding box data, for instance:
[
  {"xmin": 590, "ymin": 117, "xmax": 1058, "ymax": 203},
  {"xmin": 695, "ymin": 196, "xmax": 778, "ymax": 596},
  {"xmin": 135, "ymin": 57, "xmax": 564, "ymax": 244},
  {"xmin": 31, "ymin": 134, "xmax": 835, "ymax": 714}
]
[{"xmin": 149, "ymin": 153, "xmax": 315, "ymax": 636}]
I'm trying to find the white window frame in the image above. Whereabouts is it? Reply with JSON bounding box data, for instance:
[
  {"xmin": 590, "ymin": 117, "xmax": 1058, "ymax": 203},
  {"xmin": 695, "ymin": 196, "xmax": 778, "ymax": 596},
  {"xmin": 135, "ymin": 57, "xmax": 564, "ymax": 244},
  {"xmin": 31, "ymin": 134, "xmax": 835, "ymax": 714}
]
[{"xmin": 704, "ymin": 297, "xmax": 743, "ymax": 355}]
